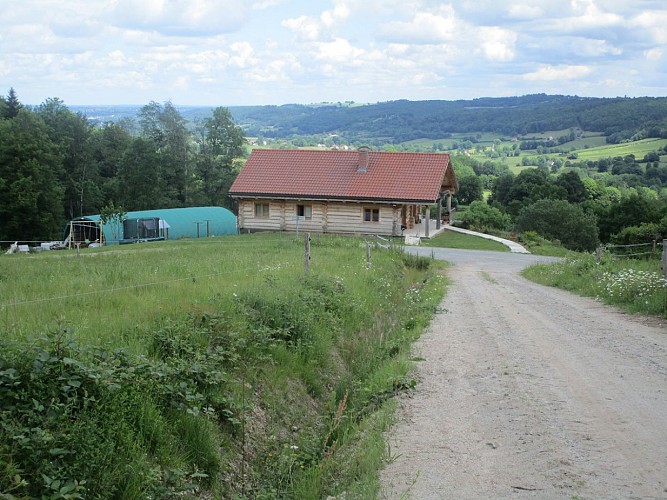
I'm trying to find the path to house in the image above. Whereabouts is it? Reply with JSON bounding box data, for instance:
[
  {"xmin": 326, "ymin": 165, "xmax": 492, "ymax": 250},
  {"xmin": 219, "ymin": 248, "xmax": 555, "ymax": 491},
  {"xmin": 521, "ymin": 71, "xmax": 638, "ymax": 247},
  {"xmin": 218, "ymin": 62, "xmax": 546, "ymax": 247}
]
[{"xmin": 381, "ymin": 248, "xmax": 667, "ymax": 499}]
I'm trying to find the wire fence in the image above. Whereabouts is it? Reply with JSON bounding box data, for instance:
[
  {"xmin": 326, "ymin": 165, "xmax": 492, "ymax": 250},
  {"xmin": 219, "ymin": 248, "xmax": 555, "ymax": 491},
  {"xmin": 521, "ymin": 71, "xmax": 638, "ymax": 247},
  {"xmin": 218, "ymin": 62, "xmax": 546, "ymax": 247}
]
[
  {"xmin": 1, "ymin": 232, "xmax": 396, "ymax": 312},
  {"xmin": 603, "ymin": 240, "xmax": 664, "ymax": 259}
]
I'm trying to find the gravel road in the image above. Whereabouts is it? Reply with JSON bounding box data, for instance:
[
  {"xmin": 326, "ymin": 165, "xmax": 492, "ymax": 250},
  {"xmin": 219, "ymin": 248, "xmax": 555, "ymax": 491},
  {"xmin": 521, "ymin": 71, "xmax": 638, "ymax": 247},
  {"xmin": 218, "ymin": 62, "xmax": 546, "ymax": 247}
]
[{"xmin": 381, "ymin": 248, "xmax": 667, "ymax": 499}]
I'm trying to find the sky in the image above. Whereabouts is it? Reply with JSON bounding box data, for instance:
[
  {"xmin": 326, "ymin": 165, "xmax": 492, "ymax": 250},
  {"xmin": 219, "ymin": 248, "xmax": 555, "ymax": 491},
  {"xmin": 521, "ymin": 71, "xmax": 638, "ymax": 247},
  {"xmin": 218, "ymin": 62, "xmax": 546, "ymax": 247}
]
[{"xmin": 1, "ymin": 0, "xmax": 666, "ymax": 106}]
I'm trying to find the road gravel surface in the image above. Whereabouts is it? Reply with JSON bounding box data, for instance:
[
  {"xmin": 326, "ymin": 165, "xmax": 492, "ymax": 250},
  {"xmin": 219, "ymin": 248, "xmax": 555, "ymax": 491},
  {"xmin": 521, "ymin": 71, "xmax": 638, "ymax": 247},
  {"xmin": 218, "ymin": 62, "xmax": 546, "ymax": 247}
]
[{"xmin": 381, "ymin": 248, "xmax": 667, "ymax": 499}]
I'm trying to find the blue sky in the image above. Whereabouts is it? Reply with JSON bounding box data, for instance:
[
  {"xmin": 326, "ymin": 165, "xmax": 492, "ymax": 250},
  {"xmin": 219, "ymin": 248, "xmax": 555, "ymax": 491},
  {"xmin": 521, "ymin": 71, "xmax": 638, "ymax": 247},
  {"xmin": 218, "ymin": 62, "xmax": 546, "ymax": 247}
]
[{"xmin": 1, "ymin": 0, "xmax": 666, "ymax": 106}]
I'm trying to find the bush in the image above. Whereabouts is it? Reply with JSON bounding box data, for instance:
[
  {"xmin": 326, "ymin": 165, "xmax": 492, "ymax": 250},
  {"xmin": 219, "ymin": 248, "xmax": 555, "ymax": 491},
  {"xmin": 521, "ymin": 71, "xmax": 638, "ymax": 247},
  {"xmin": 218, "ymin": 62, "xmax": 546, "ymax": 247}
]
[
  {"xmin": 515, "ymin": 199, "xmax": 599, "ymax": 251},
  {"xmin": 611, "ymin": 218, "xmax": 667, "ymax": 245},
  {"xmin": 459, "ymin": 200, "xmax": 511, "ymax": 233}
]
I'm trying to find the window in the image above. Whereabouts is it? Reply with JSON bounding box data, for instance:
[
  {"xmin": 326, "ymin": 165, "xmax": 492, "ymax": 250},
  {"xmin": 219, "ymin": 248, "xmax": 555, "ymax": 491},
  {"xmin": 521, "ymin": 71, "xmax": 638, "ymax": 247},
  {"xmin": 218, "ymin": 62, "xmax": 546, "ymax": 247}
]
[
  {"xmin": 363, "ymin": 207, "xmax": 380, "ymax": 222},
  {"xmin": 297, "ymin": 204, "xmax": 312, "ymax": 219},
  {"xmin": 254, "ymin": 203, "xmax": 270, "ymax": 218}
]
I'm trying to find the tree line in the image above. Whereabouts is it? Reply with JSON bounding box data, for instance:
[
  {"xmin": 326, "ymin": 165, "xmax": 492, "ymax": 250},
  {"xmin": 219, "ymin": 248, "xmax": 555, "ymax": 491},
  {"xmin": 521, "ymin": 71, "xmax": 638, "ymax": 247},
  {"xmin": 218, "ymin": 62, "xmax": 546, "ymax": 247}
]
[
  {"xmin": 0, "ymin": 89, "xmax": 246, "ymax": 243},
  {"xmin": 451, "ymin": 155, "xmax": 667, "ymax": 252}
]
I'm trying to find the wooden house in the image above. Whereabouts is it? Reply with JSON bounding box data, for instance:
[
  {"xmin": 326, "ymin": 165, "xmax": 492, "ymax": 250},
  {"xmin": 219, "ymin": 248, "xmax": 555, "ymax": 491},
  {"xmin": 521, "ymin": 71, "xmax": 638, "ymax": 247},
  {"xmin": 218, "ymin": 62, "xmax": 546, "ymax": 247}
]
[{"xmin": 229, "ymin": 147, "xmax": 457, "ymax": 237}]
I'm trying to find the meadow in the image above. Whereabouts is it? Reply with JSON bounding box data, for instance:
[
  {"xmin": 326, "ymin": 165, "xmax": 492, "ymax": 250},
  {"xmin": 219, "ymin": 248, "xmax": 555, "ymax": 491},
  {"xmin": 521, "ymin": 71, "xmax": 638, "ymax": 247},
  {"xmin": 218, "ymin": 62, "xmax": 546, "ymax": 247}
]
[{"xmin": 0, "ymin": 234, "xmax": 448, "ymax": 498}]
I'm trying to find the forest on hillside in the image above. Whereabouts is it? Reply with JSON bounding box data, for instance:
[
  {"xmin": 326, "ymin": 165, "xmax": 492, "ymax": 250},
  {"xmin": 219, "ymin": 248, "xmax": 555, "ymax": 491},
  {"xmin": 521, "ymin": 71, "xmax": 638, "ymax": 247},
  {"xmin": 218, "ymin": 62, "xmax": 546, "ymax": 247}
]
[{"xmin": 229, "ymin": 94, "xmax": 667, "ymax": 144}]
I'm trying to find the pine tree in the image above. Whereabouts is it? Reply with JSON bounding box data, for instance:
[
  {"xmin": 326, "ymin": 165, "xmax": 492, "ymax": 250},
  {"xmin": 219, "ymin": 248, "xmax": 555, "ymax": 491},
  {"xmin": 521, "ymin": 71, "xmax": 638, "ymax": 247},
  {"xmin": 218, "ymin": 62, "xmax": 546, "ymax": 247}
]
[{"xmin": 6, "ymin": 87, "xmax": 22, "ymax": 118}]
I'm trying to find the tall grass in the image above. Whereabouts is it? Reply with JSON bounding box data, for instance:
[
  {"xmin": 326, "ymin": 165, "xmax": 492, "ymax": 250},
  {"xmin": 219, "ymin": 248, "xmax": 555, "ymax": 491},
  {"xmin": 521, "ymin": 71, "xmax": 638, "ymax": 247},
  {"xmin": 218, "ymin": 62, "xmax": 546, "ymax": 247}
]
[
  {"xmin": 0, "ymin": 233, "xmax": 447, "ymax": 498},
  {"xmin": 523, "ymin": 252, "xmax": 667, "ymax": 317}
]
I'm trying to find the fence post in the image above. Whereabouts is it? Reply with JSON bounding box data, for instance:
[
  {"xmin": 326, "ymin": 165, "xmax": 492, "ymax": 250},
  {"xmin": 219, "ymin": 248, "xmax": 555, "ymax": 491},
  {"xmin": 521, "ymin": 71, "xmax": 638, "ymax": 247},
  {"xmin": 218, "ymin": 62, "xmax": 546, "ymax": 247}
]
[
  {"xmin": 304, "ymin": 232, "xmax": 311, "ymax": 273},
  {"xmin": 366, "ymin": 242, "xmax": 371, "ymax": 269},
  {"xmin": 595, "ymin": 245, "xmax": 602, "ymax": 265},
  {"xmin": 662, "ymin": 239, "xmax": 667, "ymax": 279}
]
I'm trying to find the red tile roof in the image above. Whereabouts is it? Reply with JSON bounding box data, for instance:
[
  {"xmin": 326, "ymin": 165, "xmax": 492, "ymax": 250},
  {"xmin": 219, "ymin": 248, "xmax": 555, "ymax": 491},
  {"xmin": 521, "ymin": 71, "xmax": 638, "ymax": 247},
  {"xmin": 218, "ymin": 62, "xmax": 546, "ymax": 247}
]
[{"xmin": 230, "ymin": 149, "xmax": 456, "ymax": 203}]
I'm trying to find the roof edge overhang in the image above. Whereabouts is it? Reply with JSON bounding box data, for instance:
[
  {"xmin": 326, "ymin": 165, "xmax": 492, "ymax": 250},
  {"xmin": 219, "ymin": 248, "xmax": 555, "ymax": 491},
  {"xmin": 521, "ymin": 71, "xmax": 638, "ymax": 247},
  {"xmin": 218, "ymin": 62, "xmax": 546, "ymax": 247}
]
[{"xmin": 230, "ymin": 192, "xmax": 441, "ymax": 205}]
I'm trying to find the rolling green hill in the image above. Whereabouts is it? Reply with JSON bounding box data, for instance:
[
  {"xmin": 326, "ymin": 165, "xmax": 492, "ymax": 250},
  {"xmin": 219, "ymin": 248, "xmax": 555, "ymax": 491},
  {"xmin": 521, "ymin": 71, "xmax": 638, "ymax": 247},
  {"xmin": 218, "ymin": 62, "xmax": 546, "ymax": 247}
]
[{"xmin": 72, "ymin": 94, "xmax": 667, "ymax": 146}]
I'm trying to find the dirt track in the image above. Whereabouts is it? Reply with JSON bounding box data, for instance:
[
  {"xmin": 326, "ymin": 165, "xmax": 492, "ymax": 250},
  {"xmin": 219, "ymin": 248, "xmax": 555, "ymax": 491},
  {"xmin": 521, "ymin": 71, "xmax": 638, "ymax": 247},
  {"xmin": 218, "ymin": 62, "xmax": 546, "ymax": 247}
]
[{"xmin": 381, "ymin": 249, "xmax": 667, "ymax": 499}]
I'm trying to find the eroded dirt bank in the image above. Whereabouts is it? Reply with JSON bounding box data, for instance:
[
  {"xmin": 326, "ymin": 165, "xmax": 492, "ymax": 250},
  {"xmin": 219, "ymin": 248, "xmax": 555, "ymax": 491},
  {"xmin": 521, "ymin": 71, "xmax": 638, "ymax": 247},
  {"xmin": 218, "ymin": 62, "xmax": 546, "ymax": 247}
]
[{"xmin": 381, "ymin": 251, "xmax": 667, "ymax": 499}]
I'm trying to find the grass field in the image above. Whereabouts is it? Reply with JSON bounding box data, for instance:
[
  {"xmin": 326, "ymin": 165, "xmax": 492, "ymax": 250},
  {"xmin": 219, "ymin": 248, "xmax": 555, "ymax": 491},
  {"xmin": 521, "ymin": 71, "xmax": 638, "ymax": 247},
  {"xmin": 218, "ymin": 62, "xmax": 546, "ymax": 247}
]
[
  {"xmin": 421, "ymin": 229, "xmax": 510, "ymax": 252},
  {"xmin": 0, "ymin": 234, "xmax": 449, "ymax": 498},
  {"xmin": 573, "ymin": 138, "xmax": 667, "ymax": 161},
  {"xmin": 400, "ymin": 132, "xmax": 666, "ymax": 170}
]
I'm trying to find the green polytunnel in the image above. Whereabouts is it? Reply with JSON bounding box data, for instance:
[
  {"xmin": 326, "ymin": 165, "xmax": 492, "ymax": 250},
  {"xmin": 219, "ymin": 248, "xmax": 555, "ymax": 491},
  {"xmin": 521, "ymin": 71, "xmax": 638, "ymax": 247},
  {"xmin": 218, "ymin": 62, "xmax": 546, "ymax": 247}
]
[{"xmin": 65, "ymin": 206, "xmax": 237, "ymax": 245}]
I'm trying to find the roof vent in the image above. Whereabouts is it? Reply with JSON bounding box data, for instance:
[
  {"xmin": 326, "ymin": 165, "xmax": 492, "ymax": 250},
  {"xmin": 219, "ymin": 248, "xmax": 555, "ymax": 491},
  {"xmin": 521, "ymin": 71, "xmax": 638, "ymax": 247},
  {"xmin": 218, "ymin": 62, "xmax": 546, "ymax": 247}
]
[{"xmin": 357, "ymin": 146, "xmax": 370, "ymax": 172}]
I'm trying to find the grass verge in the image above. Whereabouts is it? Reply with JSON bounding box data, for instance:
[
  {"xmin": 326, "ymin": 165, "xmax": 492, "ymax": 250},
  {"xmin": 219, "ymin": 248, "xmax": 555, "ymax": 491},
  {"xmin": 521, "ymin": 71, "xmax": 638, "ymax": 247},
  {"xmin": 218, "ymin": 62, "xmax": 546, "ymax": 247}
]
[
  {"xmin": 522, "ymin": 253, "xmax": 667, "ymax": 318},
  {"xmin": 420, "ymin": 230, "xmax": 509, "ymax": 252}
]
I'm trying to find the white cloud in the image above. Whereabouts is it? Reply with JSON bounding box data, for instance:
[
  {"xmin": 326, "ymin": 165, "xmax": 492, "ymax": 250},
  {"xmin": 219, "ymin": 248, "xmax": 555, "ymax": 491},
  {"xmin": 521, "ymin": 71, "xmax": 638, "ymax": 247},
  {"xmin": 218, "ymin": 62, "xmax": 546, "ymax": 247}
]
[
  {"xmin": 252, "ymin": 0, "xmax": 283, "ymax": 10},
  {"xmin": 568, "ymin": 0, "xmax": 623, "ymax": 28},
  {"xmin": 315, "ymin": 37, "xmax": 364, "ymax": 63},
  {"xmin": 631, "ymin": 11, "xmax": 667, "ymax": 44},
  {"xmin": 523, "ymin": 64, "xmax": 593, "ymax": 81},
  {"xmin": 321, "ymin": 1, "xmax": 350, "ymax": 28},
  {"xmin": 576, "ymin": 39, "xmax": 623, "ymax": 57},
  {"xmin": 507, "ymin": 4, "xmax": 544, "ymax": 20},
  {"xmin": 645, "ymin": 48, "xmax": 663, "ymax": 61},
  {"xmin": 479, "ymin": 26, "xmax": 517, "ymax": 61},
  {"xmin": 380, "ymin": 6, "xmax": 460, "ymax": 44},
  {"xmin": 3, "ymin": 0, "xmax": 667, "ymax": 105},
  {"xmin": 111, "ymin": 0, "xmax": 248, "ymax": 36},
  {"xmin": 229, "ymin": 41, "xmax": 256, "ymax": 68},
  {"xmin": 282, "ymin": 15, "xmax": 320, "ymax": 41}
]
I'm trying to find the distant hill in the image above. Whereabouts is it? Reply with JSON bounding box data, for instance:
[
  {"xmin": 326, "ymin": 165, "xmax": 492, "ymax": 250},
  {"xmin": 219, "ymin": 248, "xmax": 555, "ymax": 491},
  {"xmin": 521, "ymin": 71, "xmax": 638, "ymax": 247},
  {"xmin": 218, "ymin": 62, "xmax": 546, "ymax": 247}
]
[{"xmin": 72, "ymin": 94, "xmax": 667, "ymax": 144}]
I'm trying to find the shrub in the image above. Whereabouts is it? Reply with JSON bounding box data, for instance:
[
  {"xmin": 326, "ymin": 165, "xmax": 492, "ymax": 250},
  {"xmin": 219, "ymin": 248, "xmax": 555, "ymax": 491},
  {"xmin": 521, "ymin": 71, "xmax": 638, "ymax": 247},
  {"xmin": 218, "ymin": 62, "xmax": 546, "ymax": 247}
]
[
  {"xmin": 515, "ymin": 199, "xmax": 599, "ymax": 251},
  {"xmin": 459, "ymin": 200, "xmax": 511, "ymax": 233},
  {"xmin": 610, "ymin": 219, "xmax": 667, "ymax": 245}
]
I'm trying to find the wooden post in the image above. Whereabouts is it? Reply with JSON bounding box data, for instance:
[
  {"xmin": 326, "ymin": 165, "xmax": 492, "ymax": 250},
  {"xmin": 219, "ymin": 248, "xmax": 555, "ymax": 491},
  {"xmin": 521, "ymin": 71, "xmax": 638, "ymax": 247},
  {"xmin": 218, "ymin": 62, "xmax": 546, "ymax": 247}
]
[
  {"xmin": 595, "ymin": 245, "xmax": 602, "ymax": 264},
  {"xmin": 662, "ymin": 239, "xmax": 667, "ymax": 279},
  {"xmin": 425, "ymin": 206, "xmax": 430, "ymax": 238},
  {"xmin": 446, "ymin": 193, "xmax": 453, "ymax": 224},
  {"xmin": 436, "ymin": 195, "xmax": 442, "ymax": 230},
  {"xmin": 305, "ymin": 232, "xmax": 311, "ymax": 272},
  {"xmin": 368, "ymin": 242, "xmax": 372, "ymax": 268}
]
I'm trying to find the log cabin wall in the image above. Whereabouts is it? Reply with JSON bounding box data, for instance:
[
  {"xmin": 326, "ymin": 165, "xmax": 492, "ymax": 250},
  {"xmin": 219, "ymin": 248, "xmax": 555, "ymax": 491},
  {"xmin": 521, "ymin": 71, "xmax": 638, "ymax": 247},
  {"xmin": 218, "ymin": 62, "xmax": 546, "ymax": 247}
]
[{"xmin": 237, "ymin": 199, "xmax": 402, "ymax": 236}]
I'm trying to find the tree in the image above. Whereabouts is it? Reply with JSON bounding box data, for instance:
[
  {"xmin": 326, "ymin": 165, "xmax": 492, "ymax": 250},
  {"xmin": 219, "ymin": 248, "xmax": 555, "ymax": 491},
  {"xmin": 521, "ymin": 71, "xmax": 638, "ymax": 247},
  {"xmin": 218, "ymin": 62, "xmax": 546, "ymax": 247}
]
[
  {"xmin": 192, "ymin": 107, "xmax": 246, "ymax": 208},
  {"xmin": 99, "ymin": 201, "xmax": 126, "ymax": 244},
  {"xmin": 515, "ymin": 199, "xmax": 599, "ymax": 251},
  {"xmin": 5, "ymin": 87, "xmax": 22, "ymax": 118},
  {"xmin": 36, "ymin": 98, "xmax": 99, "ymax": 219},
  {"xmin": 0, "ymin": 110, "xmax": 64, "ymax": 241},
  {"xmin": 489, "ymin": 172, "xmax": 515, "ymax": 206},
  {"xmin": 556, "ymin": 171, "xmax": 587, "ymax": 203},
  {"xmin": 495, "ymin": 168, "xmax": 567, "ymax": 216},
  {"xmin": 117, "ymin": 138, "xmax": 163, "ymax": 211},
  {"xmin": 139, "ymin": 101, "xmax": 190, "ymax": 206},
  {"xmin": 456, "ymin": 175, "xmax": 484, "ymax": 205},
  {"xmin": 596, "ymin": 193, "xmax": 666, "ymax": 242},
  {"xmin": 90, "ymin": 122, "xmax": 134, "ymax": 204}
]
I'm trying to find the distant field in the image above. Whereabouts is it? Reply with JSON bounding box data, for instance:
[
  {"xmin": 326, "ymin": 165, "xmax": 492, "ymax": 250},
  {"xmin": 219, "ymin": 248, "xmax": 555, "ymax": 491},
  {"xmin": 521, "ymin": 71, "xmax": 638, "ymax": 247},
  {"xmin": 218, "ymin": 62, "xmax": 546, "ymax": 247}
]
[
  {"xmin": 396, "ymin": 133, "xmax": 665, "ymax": 168},
  {"xmin": 574, "ymin": 138, "xmax": 667, "ymax": 160}
]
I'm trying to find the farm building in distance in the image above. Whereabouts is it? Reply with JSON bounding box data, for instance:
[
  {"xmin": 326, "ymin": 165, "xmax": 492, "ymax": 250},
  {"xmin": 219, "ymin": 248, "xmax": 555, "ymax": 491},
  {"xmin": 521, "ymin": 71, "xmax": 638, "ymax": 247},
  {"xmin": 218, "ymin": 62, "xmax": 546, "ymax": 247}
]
[
  {"xmin": 65, "ymin": 206, "xmax": 237, "ymax": 246},
  {"xmin": 229, "ymin": 148, "xmax": 457, "ymax": 237}
]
